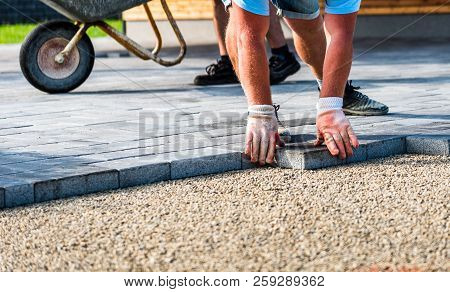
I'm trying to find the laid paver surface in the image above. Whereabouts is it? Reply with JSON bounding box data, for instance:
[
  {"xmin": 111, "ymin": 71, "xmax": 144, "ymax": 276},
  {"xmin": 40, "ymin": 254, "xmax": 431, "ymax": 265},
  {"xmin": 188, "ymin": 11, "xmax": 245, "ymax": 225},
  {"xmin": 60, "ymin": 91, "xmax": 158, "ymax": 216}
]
[
  {"xmin": 0, "ymin": 39, "xmax": 449, "ymax": 208},
  {"xmin": 0, "ymin": 154, "xmax": 448, "ymax": 272}
]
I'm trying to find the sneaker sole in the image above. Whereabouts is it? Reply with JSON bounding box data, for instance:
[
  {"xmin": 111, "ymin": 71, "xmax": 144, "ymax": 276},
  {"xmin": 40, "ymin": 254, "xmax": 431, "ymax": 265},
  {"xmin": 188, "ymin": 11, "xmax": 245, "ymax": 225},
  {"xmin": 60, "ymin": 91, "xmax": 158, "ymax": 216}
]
[
  {"xmin": 270, "ymin": 62, "xmax": 301, "ymax": 85},
  {"xmin": 194, "ymin": 78, "xmax": 239, "ymax": 86},
  {"xmin": 343, "ymin": 108, "xmax": 389, "ymax": 116}
]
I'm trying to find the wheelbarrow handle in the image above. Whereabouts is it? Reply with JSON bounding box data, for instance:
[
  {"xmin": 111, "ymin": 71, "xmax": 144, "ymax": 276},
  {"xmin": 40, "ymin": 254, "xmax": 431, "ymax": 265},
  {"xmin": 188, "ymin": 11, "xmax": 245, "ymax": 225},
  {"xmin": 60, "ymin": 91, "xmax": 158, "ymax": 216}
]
[
  {"xmin": 143, "ymin": 0, "xmax": 187, "ymax": 66},
  {"xmin": 96, "ymin": 0, "xmax": 186, "ymax": 67}
]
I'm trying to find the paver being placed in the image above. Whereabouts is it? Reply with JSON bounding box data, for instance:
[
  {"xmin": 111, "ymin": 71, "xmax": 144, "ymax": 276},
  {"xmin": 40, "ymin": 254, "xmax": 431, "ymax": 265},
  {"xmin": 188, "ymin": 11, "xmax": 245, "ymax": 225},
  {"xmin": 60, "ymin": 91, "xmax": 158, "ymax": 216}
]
[{"xmin": 0, "ymin": 39, "xmax": 449, "ymax": 208}]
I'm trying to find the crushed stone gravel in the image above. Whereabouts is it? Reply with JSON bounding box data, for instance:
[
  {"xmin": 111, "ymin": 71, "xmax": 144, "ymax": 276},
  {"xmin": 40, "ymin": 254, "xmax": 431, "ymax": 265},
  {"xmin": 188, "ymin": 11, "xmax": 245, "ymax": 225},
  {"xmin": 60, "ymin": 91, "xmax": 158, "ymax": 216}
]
[{"xmin": 0, "ymin": 154, "xmax": 448, "ymax": 272}]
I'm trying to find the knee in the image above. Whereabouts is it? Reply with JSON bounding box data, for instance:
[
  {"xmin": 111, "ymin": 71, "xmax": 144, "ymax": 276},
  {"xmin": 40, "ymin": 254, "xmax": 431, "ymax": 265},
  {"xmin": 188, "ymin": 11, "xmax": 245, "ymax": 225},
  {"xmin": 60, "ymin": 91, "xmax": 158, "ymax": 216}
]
[
  {"xmin": 329, "ymin": 28, "xmax": 354, "ymax": 44},
  {"xmin": 237, "ymin": 28, "xmax": 265, "ymax": 50}
]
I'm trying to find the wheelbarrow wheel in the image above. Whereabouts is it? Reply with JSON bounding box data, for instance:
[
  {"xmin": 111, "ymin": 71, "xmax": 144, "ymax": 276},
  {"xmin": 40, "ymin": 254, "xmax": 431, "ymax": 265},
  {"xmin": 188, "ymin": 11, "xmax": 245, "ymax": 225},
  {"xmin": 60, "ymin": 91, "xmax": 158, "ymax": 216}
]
[{"xmin": 20, "ymin": 21, "xmax": 95, "ymax": 94}]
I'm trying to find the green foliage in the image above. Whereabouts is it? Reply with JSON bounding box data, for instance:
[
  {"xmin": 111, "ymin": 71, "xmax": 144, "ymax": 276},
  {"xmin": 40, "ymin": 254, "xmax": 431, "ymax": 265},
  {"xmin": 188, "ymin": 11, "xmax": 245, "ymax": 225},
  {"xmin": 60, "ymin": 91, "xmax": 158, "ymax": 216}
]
[{"xmin": 0, "ymin": 20, "xmax": 123, "ymax": 44}]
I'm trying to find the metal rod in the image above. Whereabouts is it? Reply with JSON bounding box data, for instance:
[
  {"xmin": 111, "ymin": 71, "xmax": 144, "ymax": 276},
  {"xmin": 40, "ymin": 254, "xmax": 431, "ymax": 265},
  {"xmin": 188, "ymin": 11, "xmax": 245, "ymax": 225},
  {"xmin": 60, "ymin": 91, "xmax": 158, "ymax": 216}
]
[
  {"xmin": 158, "ymin": 0, "xmax": 187, "ymax": 66},
  {"xmin": 95, "ymin": 20, "xmax": 156, "ymax": 61},
  {"xmin": 55, "ymin": 23, "xmax": 89, "ymax": 64},
  {"xmin": 95, "ymin": 0, "xmax": 186, "ymax": 67},
  {"xmin": 143, "ymin": 2, "xmax": 162, "ymax": 55}
]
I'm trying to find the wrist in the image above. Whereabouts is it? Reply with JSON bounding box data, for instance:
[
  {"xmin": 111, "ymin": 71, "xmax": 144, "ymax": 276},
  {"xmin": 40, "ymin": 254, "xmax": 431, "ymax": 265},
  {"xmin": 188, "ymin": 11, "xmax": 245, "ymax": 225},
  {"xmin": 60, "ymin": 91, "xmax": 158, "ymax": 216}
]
[
  {"xmin": 248, "ymin": 104, "xmax": 275, "ymax": 117},
  {"xmin": 316, "ymin": 97, "xmax": 343, "ymax": 115}
]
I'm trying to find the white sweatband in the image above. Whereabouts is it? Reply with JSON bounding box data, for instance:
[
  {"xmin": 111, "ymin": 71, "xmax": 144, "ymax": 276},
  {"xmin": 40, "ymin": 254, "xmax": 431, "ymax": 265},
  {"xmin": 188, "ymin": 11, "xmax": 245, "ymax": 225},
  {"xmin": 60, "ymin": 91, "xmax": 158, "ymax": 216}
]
[
  {"xmin": 248, "ymin": 104, "xmax": 275, "ymax": 116},
  {"xmin": 316, "ymin": 97, "xmax": 343, "ymax": 114}
]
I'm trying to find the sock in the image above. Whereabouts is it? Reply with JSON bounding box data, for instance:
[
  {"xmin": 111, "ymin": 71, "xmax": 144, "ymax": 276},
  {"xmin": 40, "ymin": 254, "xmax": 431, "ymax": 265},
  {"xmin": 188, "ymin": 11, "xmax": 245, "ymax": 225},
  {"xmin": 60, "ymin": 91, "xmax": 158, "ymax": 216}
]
[
  {"xmin": 316, "ymin": 79, "xmax": 323, "ymax": 90},
  {"xmin": 271, "ymin": 44, "xmax": 290, "ymax": 58}
]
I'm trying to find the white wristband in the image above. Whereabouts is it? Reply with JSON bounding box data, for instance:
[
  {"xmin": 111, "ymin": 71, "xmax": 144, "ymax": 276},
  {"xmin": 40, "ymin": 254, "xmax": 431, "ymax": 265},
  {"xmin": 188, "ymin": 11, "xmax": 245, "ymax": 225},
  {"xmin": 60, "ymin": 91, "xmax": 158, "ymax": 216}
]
[
  {"xmin": 316, "ymin": 97, "xmax": 343, "ymax": 114},
  {"xmin": 248, "ymin": 104, "xmax": 275, "ymax": 116}
]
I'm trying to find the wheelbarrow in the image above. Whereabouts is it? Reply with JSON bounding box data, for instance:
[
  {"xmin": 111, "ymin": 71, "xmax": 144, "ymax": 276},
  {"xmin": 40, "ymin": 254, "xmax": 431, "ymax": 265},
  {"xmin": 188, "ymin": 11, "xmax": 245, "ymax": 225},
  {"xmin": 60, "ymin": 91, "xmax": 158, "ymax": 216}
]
[{"xmin": 20, "ymin": 0, "xmax": 187, "ymax": 93}]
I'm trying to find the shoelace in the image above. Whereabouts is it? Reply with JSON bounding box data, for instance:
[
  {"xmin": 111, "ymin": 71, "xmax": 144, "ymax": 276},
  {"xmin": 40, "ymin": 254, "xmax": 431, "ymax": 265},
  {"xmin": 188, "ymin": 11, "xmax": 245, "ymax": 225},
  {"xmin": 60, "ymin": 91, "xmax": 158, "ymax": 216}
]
[
  {"xmin": 269, "ymin": 55, "xmax": 282, "ymax": 68},
  {"xmin": 273, "ymin": 104, "xmax": 281, "ymax": 122},
  {"xmin": 205, "ymin": 59, "xmax": 230, "ymax": 76},
  {"xmin": 346, "ymin": 80, "xmax": 369, "ymax": 102},
  {"xmin": 346, "ymin": 80, "xmax": 361, "ymax": 92},
  {"xmin": 205, "ymin": 62, "xmax": 219, "ymax": 76}
]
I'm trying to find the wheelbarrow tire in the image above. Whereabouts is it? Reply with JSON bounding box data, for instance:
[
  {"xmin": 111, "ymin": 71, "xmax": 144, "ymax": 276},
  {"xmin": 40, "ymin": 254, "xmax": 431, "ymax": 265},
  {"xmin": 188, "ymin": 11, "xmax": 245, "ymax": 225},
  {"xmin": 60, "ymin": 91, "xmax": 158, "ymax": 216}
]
[{"xmin": 20, "ymin": 21, "xmax": 95, "ymax": 94}]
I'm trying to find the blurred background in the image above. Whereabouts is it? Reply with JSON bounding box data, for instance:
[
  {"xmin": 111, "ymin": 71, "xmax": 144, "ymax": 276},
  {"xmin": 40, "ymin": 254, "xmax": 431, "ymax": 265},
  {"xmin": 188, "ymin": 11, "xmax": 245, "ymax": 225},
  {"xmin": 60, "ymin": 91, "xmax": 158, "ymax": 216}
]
[{"xmin": 1, "ymin": 0, "xmax": 449, "ymax": 46}]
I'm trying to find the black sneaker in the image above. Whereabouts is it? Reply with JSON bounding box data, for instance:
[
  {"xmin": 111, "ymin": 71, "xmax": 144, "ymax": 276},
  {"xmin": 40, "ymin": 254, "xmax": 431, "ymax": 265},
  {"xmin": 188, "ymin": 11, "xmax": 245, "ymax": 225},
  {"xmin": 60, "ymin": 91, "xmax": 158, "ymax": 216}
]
[
  {"xmin": 194, "ymin": 57, "xmax": 239, "ymax": 86},
  {"xmin": 343, "ymin": 81, "xmax": 389, "ymax": 116},
  {"xmin": 273, "ymin": 104, "xmax": 291, "ymax": 143},
  {"xmin": 269, "ymin": 52, "xmax": 301, "ymax": 85}
]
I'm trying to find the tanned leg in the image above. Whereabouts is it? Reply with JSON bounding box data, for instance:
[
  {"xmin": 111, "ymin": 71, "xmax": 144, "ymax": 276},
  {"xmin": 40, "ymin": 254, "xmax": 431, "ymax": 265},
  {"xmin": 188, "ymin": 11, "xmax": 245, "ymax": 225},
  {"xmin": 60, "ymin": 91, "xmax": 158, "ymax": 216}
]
[
  {"xmin": 266, "ymin": 4, "xmax": 286, "ymax": 49},
  {"xmin": 226, "ymin": 5, "xmax": 271, "ymax": 105},
  {"xmin": 320, "ymin": 12, "xmax": 357, "ymax": 98},
  {"xmin": 284, "ymin": 16, "xmax": 326, "ymax": 80},
  {"xmin": 213, "ymin": 0, "xmax": 229, "ymax": 56}
]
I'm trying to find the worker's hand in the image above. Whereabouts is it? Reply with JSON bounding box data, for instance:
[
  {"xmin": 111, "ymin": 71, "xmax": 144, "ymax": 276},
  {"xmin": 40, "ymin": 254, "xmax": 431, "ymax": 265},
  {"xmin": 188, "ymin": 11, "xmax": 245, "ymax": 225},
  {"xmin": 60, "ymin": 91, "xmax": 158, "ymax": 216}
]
[
  {"xmin": 314, "ymin": 98, "xmax": 359, "ymax": 159},
  {"xmin": 245, "ymin": 105, "xmax": 284, "ymax": 165}
]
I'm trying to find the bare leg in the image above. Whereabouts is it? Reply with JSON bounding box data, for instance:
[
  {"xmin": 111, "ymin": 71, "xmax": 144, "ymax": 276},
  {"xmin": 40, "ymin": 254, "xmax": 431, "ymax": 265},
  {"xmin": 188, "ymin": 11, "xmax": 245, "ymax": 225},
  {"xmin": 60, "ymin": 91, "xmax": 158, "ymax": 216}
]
[
  {"xmin": 320, "ymin": 12, "xmax": 357, "ymax": 97},
  {"xmin": 266, "ymin": 4, "xmax": 286, "ymax": 49},
  {"xmin": 212, "ymin": 0, "xmax": 229, "ymax": 55},
  {"xmin": 284, "ymin": 16, "xmax": 326, "ymax": 80},
  {"xmin": 226, "ymin": 6, "xmax": 271, "ymax": 105}
]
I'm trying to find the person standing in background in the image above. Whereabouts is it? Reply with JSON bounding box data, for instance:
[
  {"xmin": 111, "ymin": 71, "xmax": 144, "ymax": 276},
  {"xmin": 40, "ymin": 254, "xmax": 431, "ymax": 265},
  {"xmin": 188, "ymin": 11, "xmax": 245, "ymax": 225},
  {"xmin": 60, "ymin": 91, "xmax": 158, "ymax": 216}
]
[{"xmin": 194, "ymin": 0, "xmax": 301, "ymax": 86}]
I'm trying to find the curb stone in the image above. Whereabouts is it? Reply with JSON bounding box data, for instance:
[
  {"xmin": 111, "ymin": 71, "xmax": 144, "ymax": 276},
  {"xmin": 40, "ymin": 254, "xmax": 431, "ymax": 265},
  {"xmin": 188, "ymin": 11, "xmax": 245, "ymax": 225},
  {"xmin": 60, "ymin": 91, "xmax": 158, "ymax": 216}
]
[{"xmin": 0, "ymin": 135, "xmax": 449, "ymax": 209}]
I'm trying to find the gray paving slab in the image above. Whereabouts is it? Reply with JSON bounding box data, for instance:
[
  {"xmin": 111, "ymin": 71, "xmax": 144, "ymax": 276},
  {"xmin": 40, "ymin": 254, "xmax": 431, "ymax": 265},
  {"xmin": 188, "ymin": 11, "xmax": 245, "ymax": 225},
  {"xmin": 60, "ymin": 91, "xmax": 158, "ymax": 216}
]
[
  {"xmin": 365, "ymin": 136, "xmax": 407, "ymax": 160},
  {"xmin": 0, "ymin": 188, "xmax": 4, "ymax": 209},
  {"xmin": 92, "ymin": 157, "xmax": 171, "ymax": 188},
  {"xmin": 277, "ymin": 135, "xmax": 408, "ymax": 170},
  {"xmin": 406, "ymin": 135, "xmax": 450, "ymax": 156},
  {"xmin": 0, "ymin": 176, "xmax": 35, "ymax": 208},
  {"xmin": 0, "ymin": 40, "xmax": 450, "ymax": 209},
  {"xmin": 33, "ymin": 166, "xmax": 119, "ymax": 203},
  {"xmin": 148, "ymin": 147, "xmax": 241, "ymax": 180}
]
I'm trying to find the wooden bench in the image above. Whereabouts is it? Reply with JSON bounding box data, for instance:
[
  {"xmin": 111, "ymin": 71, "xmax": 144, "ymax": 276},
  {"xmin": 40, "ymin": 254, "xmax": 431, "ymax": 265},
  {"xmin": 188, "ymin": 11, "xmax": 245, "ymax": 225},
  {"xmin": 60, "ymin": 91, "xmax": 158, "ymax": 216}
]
[{"xmin": 123, "ymin": 0, "xmax": 450, "ymax": 21}]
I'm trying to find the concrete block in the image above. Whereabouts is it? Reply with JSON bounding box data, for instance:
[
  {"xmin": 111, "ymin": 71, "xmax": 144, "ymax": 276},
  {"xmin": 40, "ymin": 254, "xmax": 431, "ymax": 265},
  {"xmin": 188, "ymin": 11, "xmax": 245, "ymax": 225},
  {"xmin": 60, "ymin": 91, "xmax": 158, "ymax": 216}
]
[
  {"xmin": 0, "ymin": 176, "xmax": 34, "ymax": 208},
  {"xmin": 92, "ymin": 158, "xmax": 171, "ymax": 188},
  {"xmin": 366, "ymin": 136, "xmax": 406, "ymax": 160},
  {"xmin": 406, "ymin": 135, "xmax": 450, "ymax": 156},
  {"xmin": 276, "ymin": 134, "xmax": 346, "ymax": 170},
  {"xmin": 0, "ymin": 188, "xmax": 4, "ymax": 209},
  {"xmin": 242, "ymin": 153, "xmax": 258, "ymax": 170},
  {"xmin": 120, "ymin": 163, "xmax": 170, "ymax": 188},
  {"xmin": 34, "ymin": 166, "xmax": 119, "ymax": 202},
  {"xmin": 345, "ymin": 143, "xmax": 368, "ymax": 165},
  {"xmin": 86, "ymin": 170, "xmax": 119, "ymax": 194},
  {"xmin": 171, "ymin": 149, "xmax": 242, "ymax": 180}
]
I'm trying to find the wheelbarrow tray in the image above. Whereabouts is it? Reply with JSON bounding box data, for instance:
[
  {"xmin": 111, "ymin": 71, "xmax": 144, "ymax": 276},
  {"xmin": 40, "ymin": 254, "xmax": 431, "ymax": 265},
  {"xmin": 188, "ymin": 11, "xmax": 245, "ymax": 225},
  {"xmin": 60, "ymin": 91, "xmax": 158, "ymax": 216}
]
[{"xmin": 41, "ymin": 0, "xmax": 150, "ymax": 22}]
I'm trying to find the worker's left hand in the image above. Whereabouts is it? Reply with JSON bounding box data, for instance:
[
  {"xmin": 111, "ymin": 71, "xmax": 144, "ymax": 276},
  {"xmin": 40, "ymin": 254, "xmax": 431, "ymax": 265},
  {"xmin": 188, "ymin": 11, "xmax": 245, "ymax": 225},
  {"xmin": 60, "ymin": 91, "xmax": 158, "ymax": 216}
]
[{"xmin": 315, "ymin": 108, "xmax": 359, "ymax": 159}]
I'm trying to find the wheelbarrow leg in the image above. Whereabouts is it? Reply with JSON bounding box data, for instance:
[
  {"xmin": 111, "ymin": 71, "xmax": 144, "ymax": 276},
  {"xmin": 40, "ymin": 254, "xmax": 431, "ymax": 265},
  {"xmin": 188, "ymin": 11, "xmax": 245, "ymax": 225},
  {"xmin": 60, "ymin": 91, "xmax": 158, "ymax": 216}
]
[{"xmin": 55, "ymin": 23, "xmax": 90, "ymax": 64}]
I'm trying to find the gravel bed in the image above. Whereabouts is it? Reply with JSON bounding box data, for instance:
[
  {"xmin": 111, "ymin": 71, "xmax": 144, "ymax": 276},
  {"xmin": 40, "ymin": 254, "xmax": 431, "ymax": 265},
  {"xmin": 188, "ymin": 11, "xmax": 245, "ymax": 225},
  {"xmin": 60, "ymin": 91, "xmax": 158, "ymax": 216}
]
[{"xmin": 0, "ymin": 154, "xmax": 448, "ymax": 271}]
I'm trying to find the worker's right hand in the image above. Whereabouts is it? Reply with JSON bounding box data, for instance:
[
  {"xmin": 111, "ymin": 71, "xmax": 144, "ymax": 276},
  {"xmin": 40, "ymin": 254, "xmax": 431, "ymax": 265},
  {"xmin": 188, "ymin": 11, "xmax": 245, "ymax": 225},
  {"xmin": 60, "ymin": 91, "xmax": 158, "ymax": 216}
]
[{"xmin": 245, "ymin": 105, "xmax": 284, "ymax": 165}]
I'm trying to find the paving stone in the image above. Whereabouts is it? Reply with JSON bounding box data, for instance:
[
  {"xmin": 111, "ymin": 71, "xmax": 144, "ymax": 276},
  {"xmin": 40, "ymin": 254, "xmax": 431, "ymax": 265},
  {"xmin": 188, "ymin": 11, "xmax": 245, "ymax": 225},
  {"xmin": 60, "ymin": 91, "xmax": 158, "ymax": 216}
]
[
  {"xmin": 92, "ymin": 158, "xmax": 171, "ymax": 188},
  {"xmin": 34, "ymin": 166, "xmax": 119, "ymax": 203},
  {"xmin": 345, "ymin": 143, "xmax": 368, "ymax": 164},
  {"xmin": 406, "ymin": 135, "xmax": 450, "ymax": 155},
  {"xmin": 366, "ymin": 136, "xmax": 407, "ymax": 160},
  {"xmin": 86, "ymin": 170, "xmax": 119, "ymax": 194},
  {"xmin": 0, "ymin": 176, "xmax": 34, "ymax": 208},
  {"xmin": 170, "ymin": 148, "xmax": 242, "ymax": 180},
  {"xmin": 275, "ymin": 134, "xmax": 345, "ymax": 170},
  {"xmin": 0, "ymin": 188, "xmax": 4, "ymax": 209},
  {"xmin": 277, "ymin": 143, "xmax": 347, "ymax": 170}
]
